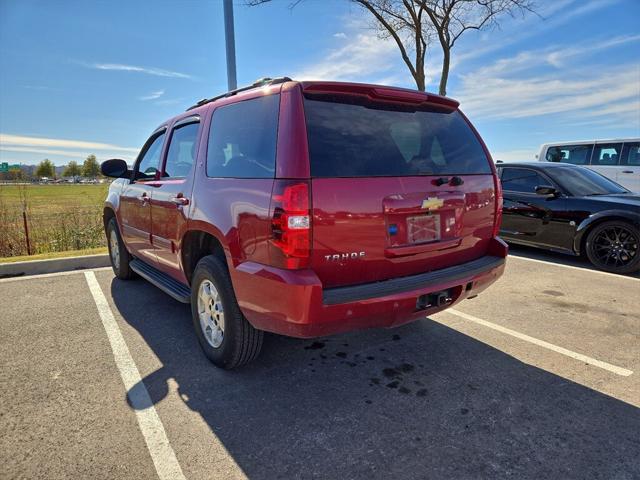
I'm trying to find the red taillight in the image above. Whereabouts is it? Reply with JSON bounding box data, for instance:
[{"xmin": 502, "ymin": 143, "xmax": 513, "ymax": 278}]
[{"xmin": 270, "ymin": 180, "xmax": 311, "ymax": 269}]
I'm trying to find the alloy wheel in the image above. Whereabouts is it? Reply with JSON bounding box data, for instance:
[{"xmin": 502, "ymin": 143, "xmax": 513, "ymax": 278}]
[
  {"xmin": 197, "ymin": 279, "xmax": 225, "ymax": 348},
  {"xmin": 109, "ymin": 229, "xmax": 120, "ymax": 270},
  {"xmin": 591, "ymin": 225, "xmax": 638, "ymax": 269}
]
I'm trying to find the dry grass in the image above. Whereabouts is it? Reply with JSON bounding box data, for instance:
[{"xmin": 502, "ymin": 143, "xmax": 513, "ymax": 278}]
[
  {"xmin": 0, "ymin": 247, "xmax": 108, "ymax": 264},
  {"xmin": 0, "ymin": 184, "xmax": 109, "ymax": 258}
]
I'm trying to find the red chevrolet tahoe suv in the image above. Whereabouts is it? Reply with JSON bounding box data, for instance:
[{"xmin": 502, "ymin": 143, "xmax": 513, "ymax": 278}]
[{"xmin": 101, "ymin": 77, "xmax": 507, "ymax": 369}]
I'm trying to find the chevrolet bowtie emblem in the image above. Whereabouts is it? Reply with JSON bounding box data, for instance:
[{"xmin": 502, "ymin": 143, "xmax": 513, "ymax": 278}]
[{"xmin": 421, "ymin": 197, "xmax": 444, "ymax": 210}]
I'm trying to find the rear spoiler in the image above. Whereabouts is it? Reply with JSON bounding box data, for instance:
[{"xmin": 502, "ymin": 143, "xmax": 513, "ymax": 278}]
[{"xmin": 301, "ymin": 81, "xmax": 460, "ymax": 110}]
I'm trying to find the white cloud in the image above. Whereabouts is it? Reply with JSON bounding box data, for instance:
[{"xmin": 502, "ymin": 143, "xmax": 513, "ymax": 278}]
[
  {"xmin": 458, "ymin": 63, "xmax": 640, "ymax": 124},
  {"xmin": 453, "ymin": 0, "xmax": 621, "ymax": 67},
  {"xmin": 294, "ymin": 31, "xmax": 398, "ymax": 82},
  {"xmin": 333, "ymin": 32, "xmax": 347, "ymax": 39},
  {"xmin": 90, "ymin": 63, "xmax": 192, "ymax": 79},
  {"xmin": 0, "ymin": 146, "xmax": 135, "ymax": 161},
  {"xmin": 492, "ymin": 148, "xmax": 539, "ymax": 162},
  {"xmin": 466, "ymin": 35, "xmax": 640, "ymax": 79},
  {"xmin": 0, "ymin": 133, "xmax": 138, "ymax": 153},
  {"xmin": 139, "ymin": 89, "xmax": 165, "ymax": 101}
]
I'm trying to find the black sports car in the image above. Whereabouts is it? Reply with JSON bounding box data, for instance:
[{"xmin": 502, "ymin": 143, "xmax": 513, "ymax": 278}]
[{"xmin": 496, "ymin": 162, "xmax": 640, "ymax": 274}]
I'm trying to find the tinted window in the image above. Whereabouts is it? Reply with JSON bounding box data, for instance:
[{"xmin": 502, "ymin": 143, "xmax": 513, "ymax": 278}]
[
  {"xmin": 621, "ymin": 142, "xmax": 640, "ymax": 166},
  {"xmin": 592, "ymin": 143, "xmax": 622, "ymax": 165},
  {"xmin": 501, "ymin": 168, "xmax": 548, "ymax": 193},
  {"xmin": 164, "ymin": 121, "xmax": 199, "ymax": 178},
  {"xmin": 137, "ymin": 132, "xmax": 165, "ymax": 179},
  {"xmin": 550, "ymin": 167, "xmax": 628, "ymax": 196},
  {"xmin": 206, "ymin": 95, "xmax": 279, "ymax": 178},
  {"xmin": 545, "ymin": 144, "xmax": 593, "ymax": 165},
  {"xmin": 303, "ymin": 95, "xmax": 491, "ymax": 177}
]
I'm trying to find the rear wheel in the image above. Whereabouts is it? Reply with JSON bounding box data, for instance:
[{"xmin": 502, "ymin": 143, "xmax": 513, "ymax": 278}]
[
  {"xmin": 585, "ymin": 220, "xmax": 640, "ymax": 274},
  {"xmin": 190, "ymin": 255, "xmax": 263, "ymax": 369},
  {"xmin": 107, "ymin": 217, "xmax": 134, "ymax": 279}
]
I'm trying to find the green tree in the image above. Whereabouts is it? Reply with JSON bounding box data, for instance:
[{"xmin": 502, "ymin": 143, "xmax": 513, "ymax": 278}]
[
  {"xmin": 82, "ymin": 154, "xmax": 100, "ymax": 178},
  {"xmin": 63, "ymin": 160, "xmax": 82, "ymax": 178},
  {"xmin": 35, "ymin": 159, "xmax": 55, "ymax": 178}
]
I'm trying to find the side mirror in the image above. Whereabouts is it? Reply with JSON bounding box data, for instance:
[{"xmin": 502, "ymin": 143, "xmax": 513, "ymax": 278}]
[
  {"xmin": 101, "ymin": 159, "xmax": 130, "ymax": 178},
  {"xmin": 535, "ymin": 185, "xmax": 558, "ymax": 196}
]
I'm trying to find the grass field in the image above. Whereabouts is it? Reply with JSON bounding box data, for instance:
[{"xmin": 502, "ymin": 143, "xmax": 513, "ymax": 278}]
[
  {"xmin": 0, "ymin": 183, "xmax": 109, "ymax": 258},
  {"xmin": 0, "ymin": 183, "xmax": 108, "ymax": 211}
]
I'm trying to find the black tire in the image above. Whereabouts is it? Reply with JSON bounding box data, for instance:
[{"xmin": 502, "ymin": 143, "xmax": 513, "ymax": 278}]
[
  {"xmin": 106, "ymin": 217, "xmax": 135, "ymax": 280},
  {"xmin": 190, "ymin": 255, "xmax": 263, "ymax": 369},
  {"xmin": 585, "ymin": 220, "xmax": 640, "ymax": 274}
]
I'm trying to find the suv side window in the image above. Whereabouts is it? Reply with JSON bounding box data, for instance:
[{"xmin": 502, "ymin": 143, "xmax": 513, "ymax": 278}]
[
  {"xmin": 592, "ymin": 143, "xmax": 622, "ymax": 165},
  {"xmin": 206, "ymin": 95, "xmax": 280, "ymax": 178},
  {"xmin": 545, "ymin": 144, "xmax": 593, "ymax": 164},
  {"xmin": 501, "ymin": 168, "xmax": 548, "ymax": 194},
  {"xmin": 136, "ymin": 131, "xmax": 166, "ymax": 180},
  {"xmin": 164, "ymin": 120, "xmax": 200, "ymax": 178},
  {"xmin": 621, "ymin": 142, "xmax": 640, "ymax": 166}
]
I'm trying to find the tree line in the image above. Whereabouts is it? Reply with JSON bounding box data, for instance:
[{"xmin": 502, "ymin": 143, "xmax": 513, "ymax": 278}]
[
  {"xmin": 35, "ymin": 155, "xmax": 100, "ymax": 179},
  {"xmin": 0, "ymin": 155, "xmax": 101, "ymax": 182}
]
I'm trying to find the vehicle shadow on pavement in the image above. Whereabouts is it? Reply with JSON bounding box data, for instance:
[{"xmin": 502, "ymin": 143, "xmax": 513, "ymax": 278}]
[
  {"xmin": 508, "ymin": 244, "xmax": 640, "ymax": 278},
  {"xmin": 110, "ymin": 278, "xmax": 640, "ymax": 480}
]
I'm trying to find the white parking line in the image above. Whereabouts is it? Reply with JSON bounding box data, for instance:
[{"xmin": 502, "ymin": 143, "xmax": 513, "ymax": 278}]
[
  {"xmin": 509, "ymin": 255, "xmax": 640, "ymax": 281},
  {"xmin": 441, "ymin": 308, "xmax": 633, "ymax": 377},
  {"xmin": 0, "ymin": 266, "xmax": 112, "ymax": 283},
  {"xmin": 84, "ymin": 271, "xmax": 186, "ymax": 480}
]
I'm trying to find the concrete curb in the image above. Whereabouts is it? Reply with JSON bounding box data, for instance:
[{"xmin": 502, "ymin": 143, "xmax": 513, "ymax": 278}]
[{"xmin": 0, "ymin": 254, "xmax": 111, "ymax": 278}]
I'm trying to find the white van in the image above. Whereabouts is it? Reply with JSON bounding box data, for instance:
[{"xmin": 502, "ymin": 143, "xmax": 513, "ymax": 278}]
[{"xmin": 537, "ymin": 138, "xmax": 640, "ymax": 192}]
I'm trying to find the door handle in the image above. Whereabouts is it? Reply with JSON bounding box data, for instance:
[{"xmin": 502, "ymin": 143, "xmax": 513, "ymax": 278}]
[
  {"xmin": 171, "ymin": 196, "xmax": 190, "ymax": 206},
  {"xmin": 622, "ymin": 170, "xmax": 634, "ymax": 174}
]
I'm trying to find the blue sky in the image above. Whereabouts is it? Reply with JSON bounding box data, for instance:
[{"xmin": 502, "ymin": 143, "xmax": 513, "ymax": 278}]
[{"xmin": 0, "ymin": 0, "xmax": 638, "ymax": 166}]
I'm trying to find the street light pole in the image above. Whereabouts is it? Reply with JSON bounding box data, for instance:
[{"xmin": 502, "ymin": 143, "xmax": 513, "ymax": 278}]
[{"xmin": 223, "ymin": 0, "xmax": 238, "ymax": 91}]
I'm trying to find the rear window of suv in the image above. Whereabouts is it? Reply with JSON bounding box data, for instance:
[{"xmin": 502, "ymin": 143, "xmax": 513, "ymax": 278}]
[
  {"xmin": 206, "ymin": 94, "xmax": 279, "ymax": 178},
  {"xmin": 303, "ymin": 94, "xmax": 491, "ymax": 177}
]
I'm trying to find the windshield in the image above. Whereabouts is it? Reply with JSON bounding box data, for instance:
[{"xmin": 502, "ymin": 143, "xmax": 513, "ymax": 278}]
[
  {"xmin": 303, "ymin": 94, "xmax": 491, "ymax": 177},
  {"xmin": 552, "ymin": 167, "xmax": 629, "ymax": 196}
]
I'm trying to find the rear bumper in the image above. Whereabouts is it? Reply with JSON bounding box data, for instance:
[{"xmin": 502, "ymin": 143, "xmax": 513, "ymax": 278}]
[{"xmin": 232, "ymin": 237, "xmax": 507, "ymax": 338}]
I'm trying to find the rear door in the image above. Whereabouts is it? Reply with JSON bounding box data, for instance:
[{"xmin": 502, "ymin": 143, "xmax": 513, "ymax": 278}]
[
  {"xmin": 119, "ymin": 129, "xmax": 166, "ymax": 266},
  {"xmin": 303, "ymin": 92, "xmax": 498, "ymax": 288}
]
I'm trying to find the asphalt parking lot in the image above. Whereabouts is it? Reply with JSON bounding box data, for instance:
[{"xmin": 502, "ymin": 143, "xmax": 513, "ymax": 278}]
[{"xmin": 1, "ymin": 248, "xmax": 639, "ymax": 480}]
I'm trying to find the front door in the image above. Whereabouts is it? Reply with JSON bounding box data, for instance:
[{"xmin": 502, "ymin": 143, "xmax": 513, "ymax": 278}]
[
  {"xmin": 500, "ymin": 167, "xmax": 572, "ymax": 251},
  {"xmin": 119, "ymin": 129, "xmax": 166, "ymax": 266},
  {"xmin": 150, "ymin": 117, "xmax": 200, "ymax": 283}
]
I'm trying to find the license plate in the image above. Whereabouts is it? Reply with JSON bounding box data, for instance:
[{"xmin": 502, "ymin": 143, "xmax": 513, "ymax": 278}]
[{"xmin": 407, "ymin": 214, "xmax": 441, "ymax": 244}]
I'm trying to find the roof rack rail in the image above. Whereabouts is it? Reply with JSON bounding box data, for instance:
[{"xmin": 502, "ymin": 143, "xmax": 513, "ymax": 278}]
[{"xmin": 186, "ymin": 76, "xmax": 292, "ymax": 111}]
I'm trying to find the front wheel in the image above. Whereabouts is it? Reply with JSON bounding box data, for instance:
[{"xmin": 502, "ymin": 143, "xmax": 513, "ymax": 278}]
[
  {"xmin": 190, "ymin": 255, "xmax": 263, "ymax": 369},
  {"xmin": 585, "ymin": 220, "xmax": 640, "ymax": 274},
  {"xmin": 106, "ymin": 217, "xmax": 134, "ymax": 279}
]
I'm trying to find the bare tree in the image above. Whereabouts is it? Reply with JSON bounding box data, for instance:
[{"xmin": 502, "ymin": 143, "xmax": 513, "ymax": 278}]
[
  {"xmin": 248, "ymin": 0, "xmax": 432, "ymax": 91},
  {"xmin": 352, "ymin": 1, "xmax": 431, "ymax": 91},
  {"xmin": 247, "ymin": 0, "xmax": 535, "ymax": 95},
  {"xmin": 416, "ymin": 0, "xmax": 536, "ymax": 95}
]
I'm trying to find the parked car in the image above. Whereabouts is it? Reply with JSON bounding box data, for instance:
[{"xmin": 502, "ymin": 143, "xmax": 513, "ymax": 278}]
[
  {"xmin": 100, "ymin": 77, "xmax": 507, "ymax": 369},
  {"xmin": 537, "ymin": 138, "xmax": 640, "ymax": 192},
  {"xmin": 497, "ymin": 162, "xmax": 640, "ymax": 274}
]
